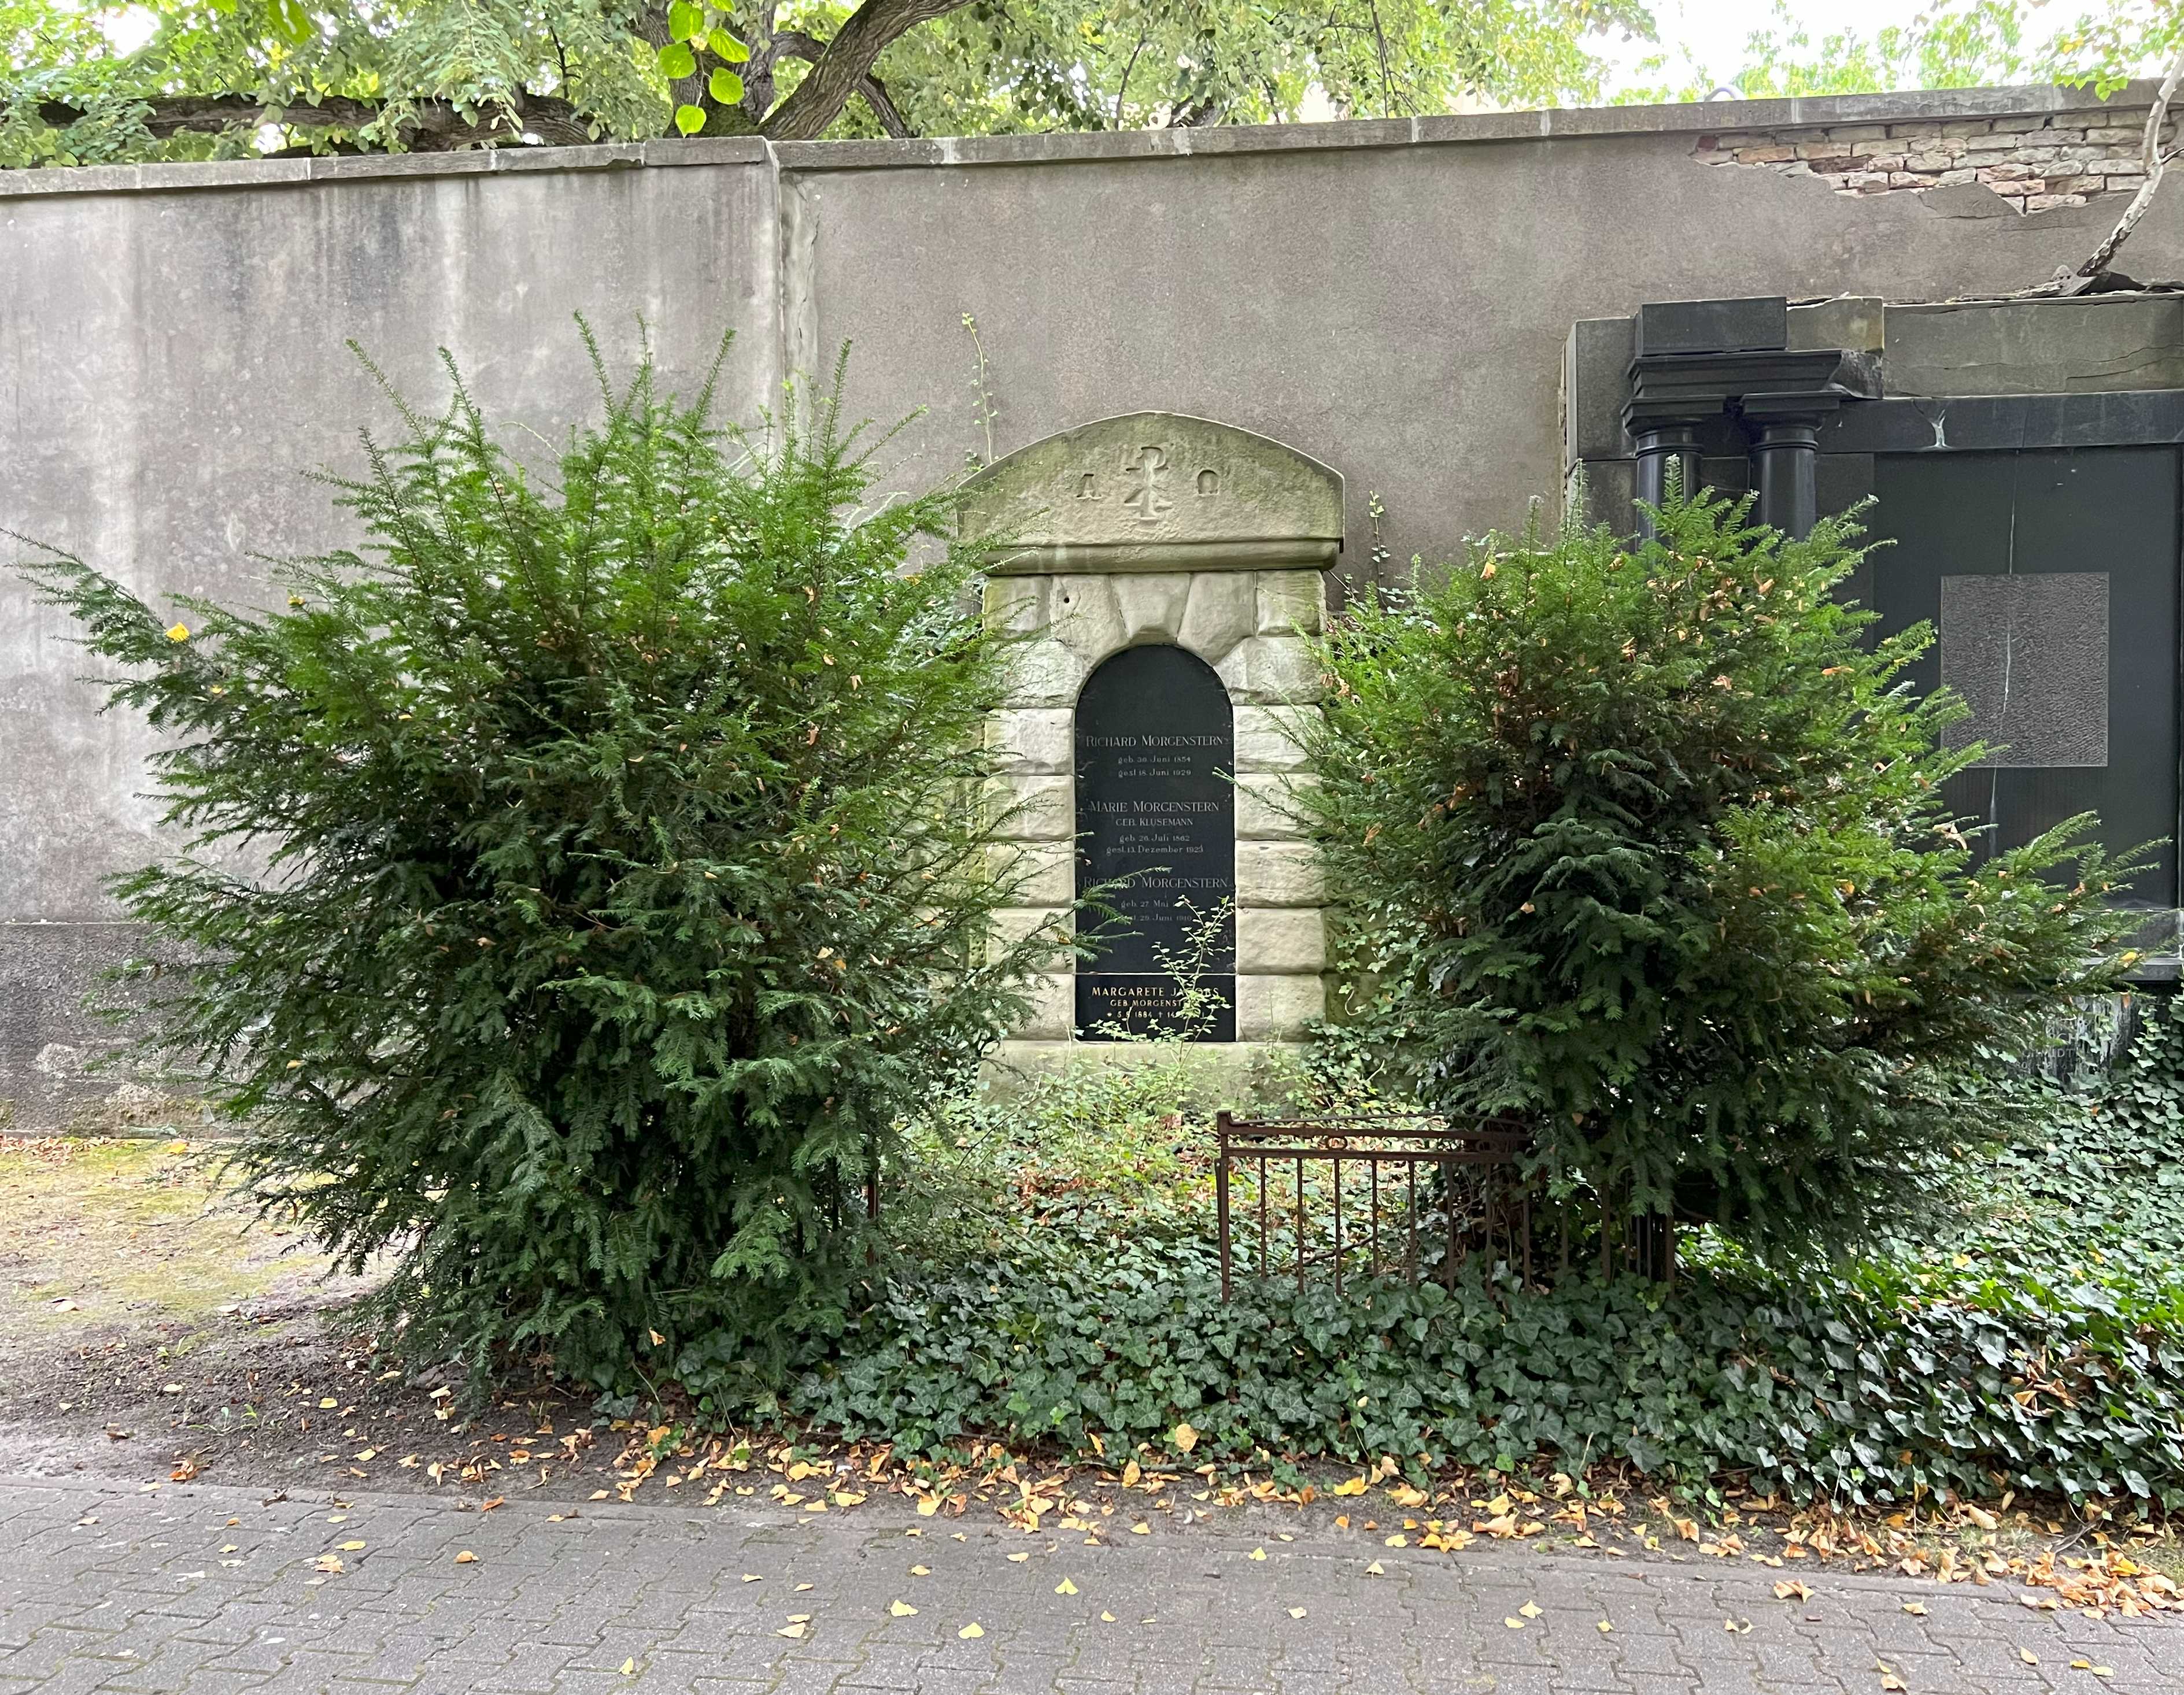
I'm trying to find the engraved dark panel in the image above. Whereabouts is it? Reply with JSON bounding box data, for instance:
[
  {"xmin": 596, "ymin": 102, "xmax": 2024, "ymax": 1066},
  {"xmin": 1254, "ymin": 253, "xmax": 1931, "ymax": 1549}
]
[
  {"xmin": 1941, "ymin": 572, "xmax": 2109, "ymax": 767},
  {"xmin": 1074, "ymin": 645, "xmax": 1236, "ymax": 1041},
  {"xmin": 1865, "ymin": 447, "xmax": 2179, "ymax": 906}
]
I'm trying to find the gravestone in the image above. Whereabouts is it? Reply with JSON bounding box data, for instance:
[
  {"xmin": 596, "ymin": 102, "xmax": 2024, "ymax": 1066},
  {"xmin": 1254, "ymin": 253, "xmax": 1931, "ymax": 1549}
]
[
  {"xmin": 959, "ymin": 411, "xmax": 1343, "ymax": 1076},
  {"xmin": 1074, "ymin": 645, "xmax": 1236, "ymax": 1039}
]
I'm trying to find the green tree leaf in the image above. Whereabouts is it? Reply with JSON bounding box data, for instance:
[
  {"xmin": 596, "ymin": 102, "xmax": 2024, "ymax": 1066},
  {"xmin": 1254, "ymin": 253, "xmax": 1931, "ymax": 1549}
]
[
  {"xmin": 708, "ymin": 27, "xmax": 750, "ymax": 64},
  {"xmin": 667, "ymin": 0, "xmax": 703, "ymax": 43},
  {"xmin": 657, "ymin": 41, "xmax": 697, "ymax": 80},
  {"xmin": 672, "ymin": 100, "xmax": 705, "ymax": 134},
  {"xmin": 708, "ymin": 68, "xmax": 744, "ymax": 105}
]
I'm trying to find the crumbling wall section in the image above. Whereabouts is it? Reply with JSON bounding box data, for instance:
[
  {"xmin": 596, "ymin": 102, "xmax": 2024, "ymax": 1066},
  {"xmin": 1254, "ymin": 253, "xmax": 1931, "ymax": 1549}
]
[{"xmin": 1695, "ymin": 106, "xmax": 2174, "ymax": 213}]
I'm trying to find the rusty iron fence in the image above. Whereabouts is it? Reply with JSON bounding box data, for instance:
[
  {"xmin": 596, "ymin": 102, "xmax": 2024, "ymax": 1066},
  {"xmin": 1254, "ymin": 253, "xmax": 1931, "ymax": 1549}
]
[{"xmin": 1214, "ymin": 1112, "xmax": 1535, "ymax": 1300}]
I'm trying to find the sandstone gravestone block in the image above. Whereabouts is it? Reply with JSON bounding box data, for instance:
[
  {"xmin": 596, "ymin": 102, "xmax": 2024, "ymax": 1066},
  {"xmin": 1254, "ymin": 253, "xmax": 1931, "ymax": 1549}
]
[{"xmin": 963, "ymin": 412, "xmax": 1341, "ymax": 1067}]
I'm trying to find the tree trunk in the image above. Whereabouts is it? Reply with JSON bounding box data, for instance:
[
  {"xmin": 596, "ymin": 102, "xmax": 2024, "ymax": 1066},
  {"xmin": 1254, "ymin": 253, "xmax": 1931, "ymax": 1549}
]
[{"xmin": 759, "ymin": 0, "xmax": 971, "ymax": 140}]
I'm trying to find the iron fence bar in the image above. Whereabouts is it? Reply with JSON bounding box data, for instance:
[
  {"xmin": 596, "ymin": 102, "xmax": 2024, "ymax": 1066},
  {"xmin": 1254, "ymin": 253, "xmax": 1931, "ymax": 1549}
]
[
  {"xmin": 1443, "ymin": 1156, "xmax": 1458, "ymax": 1287},
  {"xmin": 1406, "ymin": 1163, "xmax": 1419, "ymax": 1286},
  {"xmin": 1294, "ymin": 1156, "xmax": 1305, "ymax": 1294},
  {"xmin": 1259, "ymin": 1152, "xmax": 1269, "ymax": 1281},
  {"xmin": 1369, "ymin": 1160, "xmax": 1380, "ymax": 1280},
  {"xmin": 1216, "ymin": 1111, "xmax": 1232, "ymax": 1304},
  {"xmin": 1319, "ymin": 1153, "xmax": 1336, "ymax": 1301}
]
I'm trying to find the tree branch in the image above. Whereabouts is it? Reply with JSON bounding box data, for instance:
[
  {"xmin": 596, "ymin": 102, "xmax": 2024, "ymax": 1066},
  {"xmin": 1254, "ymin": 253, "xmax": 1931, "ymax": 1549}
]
[
  {"xmin": 773, "ymin": 28, "xmax": 915, "ymax": 137},
  {"xmin": 760, "ymin": 0, "xmax": 969, "ymax": 140},
  {"xmin": 2075, "ymin": 40, "xmax": 2184, "ymax": 282},
  {"xmin": 35, "ymin": 91, "xmax": 593, "ymax": 150}
]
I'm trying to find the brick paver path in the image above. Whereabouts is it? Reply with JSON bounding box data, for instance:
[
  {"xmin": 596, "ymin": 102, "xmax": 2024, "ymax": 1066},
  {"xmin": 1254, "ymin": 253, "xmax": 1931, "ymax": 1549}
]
[{"xmin": 2, "ymin": 1475, "xmax": 2176, "ymax": 1693}]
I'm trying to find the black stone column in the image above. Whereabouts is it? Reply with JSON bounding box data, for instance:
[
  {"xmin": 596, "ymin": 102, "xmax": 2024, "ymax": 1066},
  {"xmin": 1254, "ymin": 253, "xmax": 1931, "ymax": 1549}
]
[
  {"xmin": 1631, "ymin": 423, "xmax": 1703, "ymax": 530},
  {"xmin": 1616, "ymin": 297, "xmax": 1876, "ymax": 543},
  {"xmin": 1749, "ymin": 415, "xmax": 1821, "ymax": 539}
]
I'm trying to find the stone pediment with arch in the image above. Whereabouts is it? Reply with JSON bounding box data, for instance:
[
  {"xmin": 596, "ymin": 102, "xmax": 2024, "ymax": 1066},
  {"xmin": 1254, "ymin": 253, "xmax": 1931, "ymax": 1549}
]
[
  {"xmin": 972, "ymin": 412, "xmax": 1338, "ymax": 1067},
  {"xmin": 960, "ymin": 412, "xmax": 1344, "ymax": 575}
]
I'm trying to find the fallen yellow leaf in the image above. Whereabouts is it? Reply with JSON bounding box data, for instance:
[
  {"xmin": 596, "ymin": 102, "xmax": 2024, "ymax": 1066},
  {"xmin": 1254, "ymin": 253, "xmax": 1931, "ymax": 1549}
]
[
  {"xmin": 742, "ymin": 1574, "xmax": 762, "ymax": 1583},
  {"xmin": 1247, "ymin": 1547, "xmax": 1267, "ymax": 1561},
  {"xmin": 1100, "ymin": 1611, "xmax": 1117, "ymax": 1623},
  {"xmin": 1172, "ymin": 1423, "xmax": 1198, "ymax": 1455},
  {"xmin": 890, "ymin": 1601, "xmax": 918, "ymax": 1617},
  {"xmin": 910, "ymin": 1566, "xmax": 930, "ymax": 1576},
  {"xmin": 1121, "ymin": 1460, "xmax": 1141, "ymax": 1487},
  {"xmin": 1130, "ymin": 1522, "xmax": 1150, "ymax": 1535},
  {"xmin": 1288, "ymin": 1607, "xmax": 1306, "ymax": 1619},
  {"xmin": 338, "ymin": 1541, "xmax": 365, "ymax": 1552},
  {"xmin": 1384, "ymin": 1534, "xmax": 1407, "ymax": 1548},
  {"xmin": 1902, "ymin": 1601, "xmax": 1927, "ymax": 1616},
  {"xmin": 454, "ymin": 1551, "xmax": 477, "ymax": 1564},
  {"xmin": 1518, "ymin": 1601, "xmax": 1542, "ymax": 1619},
  {"xmin": 2019, "ymin": 1648, "xmax": 2038, "ymax": 1666},
  {"xmin": 1055, "ymin": 1578, "xmax": 1078, "ymax": 1596},
  {"xmin": 776, "ymin": 1623, "xmax": 807, "ymax": 1640},
  {"xmin": 1364, "ymin": 1561, "xmax": 1385, "ymax": 1576},
  {"xmin": 1007, "ymin": 1552, "xmax": 1030, "ymax": 1564},
  {"xmin": 1504, "ymin": 1616, "xmax": 1525, "ymax": 1630},
  {"xmin": 619, "ymin": 1659, "xmax": 635, "ymax": 1677},
  {"xmin": 1597, "ymin": 1620, "xmax": 1613, "ymax": 1634},
  {"xmin": 1331, "ymin": 1476, "xmax": 1368, "ymax": 1497},
  {"xmin": 959, "ymin": 1623, "xmax": 984, "ymax": 1640}
]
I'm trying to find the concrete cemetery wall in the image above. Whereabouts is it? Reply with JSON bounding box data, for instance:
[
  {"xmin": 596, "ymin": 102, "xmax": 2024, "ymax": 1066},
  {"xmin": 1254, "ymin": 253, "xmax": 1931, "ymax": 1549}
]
[{"xmin": 6, "ymin": 83, "xmax": 2184, "ymax": 1123}]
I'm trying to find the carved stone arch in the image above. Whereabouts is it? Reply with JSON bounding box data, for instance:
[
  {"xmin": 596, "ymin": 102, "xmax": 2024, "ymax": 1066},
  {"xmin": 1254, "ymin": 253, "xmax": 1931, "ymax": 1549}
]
[
  {"xmin": 960, "ymin": 412, "xmax": 1343, "ymax": 576},
  {"xmin": 967, "ymin": 413, "xmax": 1340, "ymax": 1075}
]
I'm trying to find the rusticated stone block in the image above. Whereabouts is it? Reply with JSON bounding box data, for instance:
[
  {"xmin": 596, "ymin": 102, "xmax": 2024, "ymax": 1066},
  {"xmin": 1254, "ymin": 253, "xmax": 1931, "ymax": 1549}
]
[
  {"xmin": 1237, "ymin": 774, "xmax": 1314, "ymax": 840},
  {"xmin": 1236, "ymin": 841, "xmax": 1324, "ymax": 907},
  {"xmin": 1237, "ymin": 973, "xmax": 1325, "ymax": 1040},
  {"xmin": 1237, "ymin": 908, "xmax": 1325, "ymax": 974}
]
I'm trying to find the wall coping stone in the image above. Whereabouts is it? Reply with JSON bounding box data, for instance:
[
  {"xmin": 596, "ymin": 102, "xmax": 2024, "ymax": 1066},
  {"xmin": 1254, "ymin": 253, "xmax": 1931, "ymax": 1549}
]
[{"xmin": 0, "ymin": 80, "xmax": 2164, "ymax": 201}]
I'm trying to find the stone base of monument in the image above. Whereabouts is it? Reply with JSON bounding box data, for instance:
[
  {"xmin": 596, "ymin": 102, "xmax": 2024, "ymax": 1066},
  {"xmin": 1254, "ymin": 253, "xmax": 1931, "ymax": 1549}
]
[{"xmin": 983, "ymin": 1037, "xmax": 1310, "ymax": 1106}]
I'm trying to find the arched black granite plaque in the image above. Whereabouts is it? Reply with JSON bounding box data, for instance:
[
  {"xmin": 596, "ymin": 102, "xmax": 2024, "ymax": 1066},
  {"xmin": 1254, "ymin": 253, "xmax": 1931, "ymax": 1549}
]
[{"xmin": 1074, "ymin": 645, "xmax": 1236, "ymax": 1040}]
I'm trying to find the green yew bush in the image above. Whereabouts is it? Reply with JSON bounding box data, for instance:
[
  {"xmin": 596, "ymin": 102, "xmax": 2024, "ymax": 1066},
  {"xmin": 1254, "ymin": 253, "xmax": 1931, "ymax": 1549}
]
[
  {"xmin": 19, "ymin": 334, "xmax": 1056, "ymax": 1388},
  {"xmin": 1302, "ymin": 492, "xmax": 2150, "ymax": 1250}
]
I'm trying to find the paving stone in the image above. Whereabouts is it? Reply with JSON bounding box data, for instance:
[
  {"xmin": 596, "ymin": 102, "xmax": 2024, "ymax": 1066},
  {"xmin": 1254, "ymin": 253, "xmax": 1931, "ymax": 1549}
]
[{"xmin": 3, "ymin": 1479, "xmax": 2179, "ymax": 1693}]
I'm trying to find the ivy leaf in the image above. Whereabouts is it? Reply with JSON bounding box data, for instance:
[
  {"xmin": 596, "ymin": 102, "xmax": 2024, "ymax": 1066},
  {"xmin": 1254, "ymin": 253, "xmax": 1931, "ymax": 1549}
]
[
  {"xmin": 708, "ymin": 69, "xmax": 743, "ymax": 105},
  {"xmin": 657, "ymin": 41, "xmax": 696, "ymax": 79}
]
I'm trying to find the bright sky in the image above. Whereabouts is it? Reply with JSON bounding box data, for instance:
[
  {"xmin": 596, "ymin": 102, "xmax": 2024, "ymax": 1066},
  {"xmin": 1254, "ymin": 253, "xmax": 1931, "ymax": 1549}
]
[
  {"xmin": 1594, "ymin": 0, "xmax": 2075, "ymax": 97},
  {"xmin": 89, "ymin": 0, "xmax": 2108, "ymax": 109}
]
